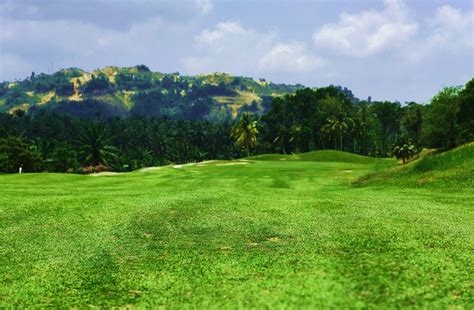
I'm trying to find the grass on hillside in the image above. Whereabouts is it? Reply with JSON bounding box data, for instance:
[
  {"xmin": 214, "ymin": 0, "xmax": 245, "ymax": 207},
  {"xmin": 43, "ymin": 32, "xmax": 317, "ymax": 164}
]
[
  {"xmin": 247, "ymin": 149, "xmax": 392, "ymax": 165},
  {"xmin": 214, "ymin": 90, "xmax": 263, "ymax": 117},
  {"xmin": 355, "ymin": 142, "xmax": 474, "ymax": 189},
  {"xmin": 0, "ymin": 150, "xmax": 472, "ymax": 308},
  {"xmin": 93, "ymin": 92, "xmax": 135, "ymax": 110},
  {"xmin": 198, "ymin": 73, "xmax": 235, "ymax": 85}
]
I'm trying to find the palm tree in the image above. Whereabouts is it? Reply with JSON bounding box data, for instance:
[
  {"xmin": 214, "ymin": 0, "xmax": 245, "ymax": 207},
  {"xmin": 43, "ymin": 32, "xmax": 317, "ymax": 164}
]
[
  {"xmin": 321, "ymin": 120, "xmax": 338, "ymax": 150},
  {"xmin": 322, "ymin": 116, "xmax": 352, "ymax": 151},
  {"xmin": 272, "ymin": 125, "xmax": 287, "ymax": 154},
  {"xmin": 231, "ymin": 112, "xmax": 258, "ymax": 157},
  {"xmin": 77, "ymin": 124, "xmax": 118, "ymax": 167},
  {"xmin": 289, "ymin": 124, "xmax": 302, "ymax": 152},
  {"xmin": 392, "ymin": 136, "xmax": 417, "ymax": 164},
  {"xmin": 357, "ymin": 103, "xmax": 369, "ymax": 155}
]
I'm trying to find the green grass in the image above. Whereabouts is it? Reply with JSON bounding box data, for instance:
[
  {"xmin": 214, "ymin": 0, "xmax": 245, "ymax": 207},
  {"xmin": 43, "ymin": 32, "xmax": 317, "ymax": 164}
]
[
  {"xmin": 355, "ymin": 142, "xmax": 474, "ymax": 189},
  {"xmin": 248, "ymin": 149, "xmax": 392, "ymax": 165},
  {"xmin": 0, "ymin": 151, "xmax": 473, "ymax": 308}
]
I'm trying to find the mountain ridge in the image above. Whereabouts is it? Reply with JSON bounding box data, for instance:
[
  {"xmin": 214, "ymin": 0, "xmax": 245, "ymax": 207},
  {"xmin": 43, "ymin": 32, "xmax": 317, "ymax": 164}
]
[
  {"xmin": 0, "ymin": 65, "xmax": 357, "ymax": 120},
  {"xmin": 0, "ymin": 65, "xmax": 304, "ymax": 119}
]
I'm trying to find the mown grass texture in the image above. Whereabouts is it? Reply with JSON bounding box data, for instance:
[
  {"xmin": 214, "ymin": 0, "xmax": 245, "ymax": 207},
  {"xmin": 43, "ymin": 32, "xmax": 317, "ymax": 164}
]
[{"xmin": 0, "ymin": 149, "xmax": 472, "ymax": 308}]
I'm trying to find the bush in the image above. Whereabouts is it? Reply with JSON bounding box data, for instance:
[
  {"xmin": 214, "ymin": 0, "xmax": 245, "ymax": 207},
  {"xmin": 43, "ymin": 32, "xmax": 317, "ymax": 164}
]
[
  {"xmin": 0, "ymin": 137, "xmax": 43, "ymax": 173},
  {"xmin": 48, "ymin": 144, "xmax": 79, "ymax": 172},
  {"xmin": 78, "ymin": 165, "xmax": 109, "ymax": 174}
]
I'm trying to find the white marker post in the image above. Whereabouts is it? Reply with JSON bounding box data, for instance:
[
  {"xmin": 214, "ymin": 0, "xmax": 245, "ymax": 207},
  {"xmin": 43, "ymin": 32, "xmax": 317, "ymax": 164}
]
[{"xmin": 19, "ymin": 166, "xmax": 22, "ymax": 174}]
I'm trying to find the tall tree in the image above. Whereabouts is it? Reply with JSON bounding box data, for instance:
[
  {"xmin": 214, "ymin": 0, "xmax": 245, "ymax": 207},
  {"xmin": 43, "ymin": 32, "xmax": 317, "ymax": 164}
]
[
  {"xmin": 320, "ymin": 96, "xmax": 352, "ymax": 151},
  {"xmin": 402, "ymin": 102, "xmax": 423, "ymax": 145},
  {"xmin": 352, "ymin": 102, "xmax": 370, "ymax": 155},
  {"xmin": 373, "ymin": 101, "xmax": 401, "ymax": 156},
  {"xmin": 322, "ymin": 117, "xmax": 351, "ymax": 151},
  {"xmin": 422, "ymin": 87, "xmax": 461, "ymax": 150},
  {"xmin": 457, "ymin": 78, "xmax": 474, "ymax": 144},
  {"xmin": 231, "ymin": 112, "xmax": 258, "ymax": 157},
  {"xmin": 77, "ymin": 124, "xmax": 117, "ymax": 167}
]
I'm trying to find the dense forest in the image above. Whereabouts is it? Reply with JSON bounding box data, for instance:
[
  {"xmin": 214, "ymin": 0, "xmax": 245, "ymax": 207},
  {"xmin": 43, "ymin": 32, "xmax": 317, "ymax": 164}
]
[
  {"xmin": 0, "ymin": 65, "xmax": 303, "ymax": 120},
  {"xmin": 0, "ymin": 66, "xmax": 472, "ymax": 173}
]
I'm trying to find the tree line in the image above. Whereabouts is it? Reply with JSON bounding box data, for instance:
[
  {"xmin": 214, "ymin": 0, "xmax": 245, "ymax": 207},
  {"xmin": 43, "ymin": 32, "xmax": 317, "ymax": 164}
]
[
  {"xmin": 252, "ymin": 80, "xmax": 471, "ymax": 161},
  {"xmin": 0, "ymin": 79, "xmax": 472, "ymax": 173}
]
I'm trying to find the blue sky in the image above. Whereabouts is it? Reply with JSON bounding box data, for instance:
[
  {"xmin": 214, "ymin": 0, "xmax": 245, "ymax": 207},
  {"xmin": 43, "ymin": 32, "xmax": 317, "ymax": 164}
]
[{"xmin": 0, "ymin": 0, "xmax": 472, "ymax": 102}]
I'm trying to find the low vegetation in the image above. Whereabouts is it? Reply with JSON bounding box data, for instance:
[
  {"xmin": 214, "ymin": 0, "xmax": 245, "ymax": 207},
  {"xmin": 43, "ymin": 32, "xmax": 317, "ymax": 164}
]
[
  {"xmin": 248, "ymin": 149, "xmax": 389, "ymax": 164},
  {"xmin": 1, "ymin": 149, "xmax": 472, "ymax": 308},
  {"xmin": 355, "ymin": 142, "xmax": 474, "ymax": 189}
]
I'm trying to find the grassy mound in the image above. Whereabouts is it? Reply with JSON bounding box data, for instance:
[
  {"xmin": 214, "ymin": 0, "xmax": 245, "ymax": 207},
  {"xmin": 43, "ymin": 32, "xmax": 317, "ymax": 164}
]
[
  {"xmin": 248, "ymin": 150, "xmax": 390, "ymax": 164},
  {"xmin": 355, "ymin": 142, "xmax": 474, "ymax": 189}
]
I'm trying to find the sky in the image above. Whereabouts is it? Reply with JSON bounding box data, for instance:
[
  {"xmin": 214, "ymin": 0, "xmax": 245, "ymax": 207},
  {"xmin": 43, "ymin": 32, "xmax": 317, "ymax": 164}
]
[{"xmin": 0, "ymin": 0, "xmax": 473, "ymax": 103}]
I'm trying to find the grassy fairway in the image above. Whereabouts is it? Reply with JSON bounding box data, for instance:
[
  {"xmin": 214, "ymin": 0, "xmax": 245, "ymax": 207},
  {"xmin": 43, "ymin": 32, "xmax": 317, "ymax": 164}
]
[{"xmin": 0, "ymin": 151, "xmax": 472, "ymax": 308}]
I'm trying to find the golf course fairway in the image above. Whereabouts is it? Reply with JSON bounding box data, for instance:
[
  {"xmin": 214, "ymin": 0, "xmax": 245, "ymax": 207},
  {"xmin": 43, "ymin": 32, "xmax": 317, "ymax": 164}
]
[{"xmin": 1, "ymin": 149, "xmax": 472, "ymax": 308}]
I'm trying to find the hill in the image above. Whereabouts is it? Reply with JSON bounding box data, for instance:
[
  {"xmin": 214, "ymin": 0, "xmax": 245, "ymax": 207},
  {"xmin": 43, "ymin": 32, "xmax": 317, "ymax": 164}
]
[
  {"xmin": 247, "ymin": 150, "xmax": 392, "ymax": 165},
  {"xmin": 0, "ymin": 65, "xmax": 308, "ymax": 120},
  {"xmin": 354, "ymin": 142, "xmax": 474, "ymax": 189}
]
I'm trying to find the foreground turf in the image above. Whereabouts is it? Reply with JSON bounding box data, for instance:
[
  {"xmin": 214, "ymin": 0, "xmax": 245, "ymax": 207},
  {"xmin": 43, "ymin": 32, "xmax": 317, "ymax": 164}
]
[{"xmin": 0, "ymin": 153, "xmax": 473, "ymax": 308}]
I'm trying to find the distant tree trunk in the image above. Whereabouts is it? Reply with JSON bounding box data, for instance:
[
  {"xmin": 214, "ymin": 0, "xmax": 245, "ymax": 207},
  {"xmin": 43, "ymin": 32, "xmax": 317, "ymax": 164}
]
[
  {"xmin": 362, "ymin": 130, "xmax": 367, "ymax": 155},
  {"xmin": 339, "ymin": 128, "xmax": 343, "ymax": 151},
  {"xmin": 381, "ymin": 127, "xmax": 387, "ymax": 156},
  {"xmin": 281, "ymin": 137, "xmax": 286, "ymax": 154}
]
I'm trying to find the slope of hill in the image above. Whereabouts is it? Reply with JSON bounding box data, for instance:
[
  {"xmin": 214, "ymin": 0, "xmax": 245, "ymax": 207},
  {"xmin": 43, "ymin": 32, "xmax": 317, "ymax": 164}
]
[
  {"xmin": 247, "ymin": 150, "xmax": 392, "ymax": 165},
  {"xmin": 354, "ymin": 142, "xmax": 474, "ymax": 188},
  {"xmin": 0, "ymin": 65, "xmax": 306, "ymax": 119}
]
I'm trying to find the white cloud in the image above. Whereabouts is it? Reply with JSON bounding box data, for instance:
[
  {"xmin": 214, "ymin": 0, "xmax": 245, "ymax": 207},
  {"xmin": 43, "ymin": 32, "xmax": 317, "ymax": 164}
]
[
  {"xmin": 195, "ymin": 0, "xmax": 213, "ymax": 15},
  {"xmin": 313, "ymin": 0, "xmax": 417, "ymax": 57},
  {"xmin": 431, "ymin": 5, "xmax": 472, "ymax": 30},
  {"xmin": 258, "ymin": 42, "xmax": 325, "ymax": 73},
  {"xmin": 427, "ymin": 4, "xmax": 473, "ymax": 51},
  {"xmin": 0, "ymin": 16, "xmax": 194, "ymax": 80},
  {"xmin": 400, "ymin": 5, "xmax": 473, "ymax": 65},
  {"xmin": 0, "ymin": 0, "xmax": 209, "ymax": 80},
  {"xmin": 181, "ymin": 21, "xmax": 275, "ymax": 74},
  {"xmin": 181, "ymin": 21, "xmax": 323, "ymax": 75},
  {"xmin": 0, "ymin": 0, "xmax": 207, "ymax": 30},
  {"xmin": 194, "ymin": 21, "xmax": 276, "ymax": 51}
]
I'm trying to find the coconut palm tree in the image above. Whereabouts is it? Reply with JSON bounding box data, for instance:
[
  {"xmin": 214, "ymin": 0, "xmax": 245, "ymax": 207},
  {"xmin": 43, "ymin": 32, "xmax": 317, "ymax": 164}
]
[
  {"xmin": 289, "ymin": 124, "xmax": 302, "ymax": 152},
  {"xmin": 392, "ymin": 136, "xmax": 417, "ymax": 164},
  {"xmin": 322, "ymin": 119, "xmax": 338, "ymax": 150},
  {"xmin": 231, "ymin": 112, "xmax": 258, "ymax": 157},
  {"xmin": 322, "ymin": 116, "xmax": 352, "ymax": 151},
  {"xmin": 77, "ymin": 124, "xmax": 118, "ymax": 167},
  {"xmin": 272, "ymin": 124, "xmax": 288, "ymax": 154}
]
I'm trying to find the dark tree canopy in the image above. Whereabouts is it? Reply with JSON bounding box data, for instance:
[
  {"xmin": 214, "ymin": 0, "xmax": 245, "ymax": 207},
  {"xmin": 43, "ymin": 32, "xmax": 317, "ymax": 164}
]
[{"xmin": 0, "ymin": 72, "xmax": 472, "ymax": 174}]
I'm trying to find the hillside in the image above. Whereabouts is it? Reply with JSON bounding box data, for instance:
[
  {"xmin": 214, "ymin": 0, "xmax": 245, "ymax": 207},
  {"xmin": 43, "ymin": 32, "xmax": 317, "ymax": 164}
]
[
  {"xmin": 354, "ymin": 142, "xmax": 474, "ymax": 189},
  {"xmin": 0, "ymin": 65, "xmax": 307, "ymax": 119},
  {"xmin": 247, "ymin": 150, "xmax": 392, "ymax": 165}
]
